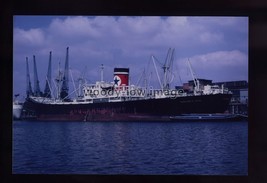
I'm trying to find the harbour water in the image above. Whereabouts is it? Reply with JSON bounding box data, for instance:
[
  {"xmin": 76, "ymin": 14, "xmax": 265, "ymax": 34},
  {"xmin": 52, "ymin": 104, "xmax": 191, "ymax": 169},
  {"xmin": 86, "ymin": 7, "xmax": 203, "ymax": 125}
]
[{"xmin": 13, "ymin": 120, "xmax": 247, "ymax": 175}]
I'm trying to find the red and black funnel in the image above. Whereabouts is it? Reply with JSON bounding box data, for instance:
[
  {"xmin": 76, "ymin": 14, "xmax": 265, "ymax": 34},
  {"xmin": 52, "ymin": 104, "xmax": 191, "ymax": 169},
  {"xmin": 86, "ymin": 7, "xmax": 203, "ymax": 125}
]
[{"xmin": 113, "ymin": 68, "xmax": 129, "ymax": 86}]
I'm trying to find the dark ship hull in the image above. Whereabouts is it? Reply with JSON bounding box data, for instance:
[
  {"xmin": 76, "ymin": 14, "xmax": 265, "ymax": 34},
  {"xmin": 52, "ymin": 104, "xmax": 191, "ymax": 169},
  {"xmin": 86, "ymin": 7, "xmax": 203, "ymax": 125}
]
[{"xmin": 23, "ymin": 93, "xmax": 232, "ymax": 122}]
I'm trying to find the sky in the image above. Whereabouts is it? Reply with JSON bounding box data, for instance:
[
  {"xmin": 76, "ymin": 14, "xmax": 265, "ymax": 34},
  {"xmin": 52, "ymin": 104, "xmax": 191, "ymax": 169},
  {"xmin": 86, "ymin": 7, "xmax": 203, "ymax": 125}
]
[{"xmin": 13, "ymin": 16, "xmax": 248, "ymax": 99}]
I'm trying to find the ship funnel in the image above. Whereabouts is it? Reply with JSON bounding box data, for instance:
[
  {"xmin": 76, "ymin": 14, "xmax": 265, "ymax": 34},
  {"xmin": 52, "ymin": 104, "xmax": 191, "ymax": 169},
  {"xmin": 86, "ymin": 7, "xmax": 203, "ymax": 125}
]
[{"xmin": 114, "ymin": 68, "xmax": 129, "ymax": 87}]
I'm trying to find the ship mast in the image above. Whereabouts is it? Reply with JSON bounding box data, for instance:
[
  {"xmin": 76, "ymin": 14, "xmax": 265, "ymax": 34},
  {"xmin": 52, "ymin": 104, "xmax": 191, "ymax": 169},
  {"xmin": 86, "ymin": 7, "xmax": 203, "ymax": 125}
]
[
  {"xmin": 187, "ymin": 59, "xmax": 200, "ymax": 93},
  {"xmin": 26, "ymin": 57, "xmax": 33, "ymax": 97},
  {"xmin": 33, "ymin": 55, "xmax": 42, "ymax": 97},
  {"xmin": 77, "ymin": 66, "xmax": 86, "ymax": 97},
  {"xmin": 60, "ymin": 47, "xmax": 70, "ymax": 100},
  {"xmin": 55, "ymin": 61, "xmax": 62, "ymax": 99},
  {"xmin": 151, "ymin": 48, "xmax": 175, "ymax": 90},
  {"xmin": 152, "ymin": 55, "xmax": 163, "ymax": 89},
  {"xmin": 162, "ymin": 48, "xmax": 174, "ymax": 90},
  {"xmin": 100, "ymin": 64, "xmax": 104, "ymax": 82},
  {"xmin": 44, "ymin": 51, "xmax": 52, "ymax": 98}
]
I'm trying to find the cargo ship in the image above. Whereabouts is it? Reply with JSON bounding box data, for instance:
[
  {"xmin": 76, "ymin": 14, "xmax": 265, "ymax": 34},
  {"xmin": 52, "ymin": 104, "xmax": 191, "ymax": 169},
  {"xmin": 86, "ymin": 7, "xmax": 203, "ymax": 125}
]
[{"xmin": 22, "ymin": 47, "xmax": 232, "ymax": 121}]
